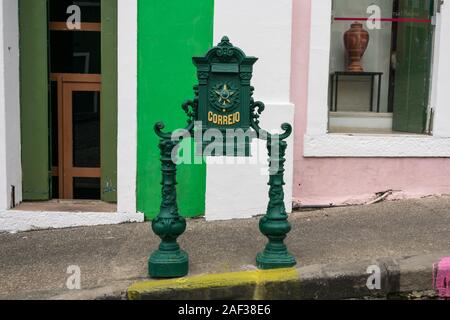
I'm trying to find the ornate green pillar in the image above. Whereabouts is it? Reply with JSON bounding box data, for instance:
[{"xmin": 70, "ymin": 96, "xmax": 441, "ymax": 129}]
[
  {"xmin": 250, "ymin": 99, "xmax": 297, "ymax": 270},
  {"xmin": 148, "ymin": 123, "xmax": 190, "ymax": 278},
  {"xmin": 257, "ymin": 134, "xmax": 296, "ymax": 269}
]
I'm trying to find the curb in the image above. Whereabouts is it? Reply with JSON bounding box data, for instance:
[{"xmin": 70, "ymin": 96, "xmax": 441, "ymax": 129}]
[{"xmin": 127, "ymin": 252, "xmax": 449, "ymax": 300}]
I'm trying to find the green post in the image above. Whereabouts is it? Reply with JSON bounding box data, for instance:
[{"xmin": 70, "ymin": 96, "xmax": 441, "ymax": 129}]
[
  {"xmin": 148, "ymin": 123, "xmax": 190, "ymax": 278},
  {"xmin": 257, "ymin": 133, "xmax": 297, "ymax": 269},
  {"xmin": 250, "ymin": 99, "xmax": 297, "ymax": 270},
  {"xmin": 149, "ymin": 100, "xmax": 196, "ymax": 279}
]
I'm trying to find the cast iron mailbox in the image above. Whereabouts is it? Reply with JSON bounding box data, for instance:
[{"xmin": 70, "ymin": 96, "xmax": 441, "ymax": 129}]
[
  {"xmin": 149, "ymin": 37, "xmax": 297, "ymax": 279},
  {"xmin": 193, "ymin": 36, "xmax": 257, "ymax": 156}
]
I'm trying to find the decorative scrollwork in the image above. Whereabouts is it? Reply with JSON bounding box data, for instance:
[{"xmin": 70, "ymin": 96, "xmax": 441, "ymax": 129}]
[
  {"xmin": 154, "ymin": 122, "xmax": 172, "ymax": 140},
  {"xmin": 154, "ymin": 100, "xmax": 197, "ymax": 141},
  {"xmin": 182, "ymin": 100, "xmax": 197, "ymax": 122},
  {"xmin": 250, "ymin": 100, "xmax": 292, "ymax": 142},
  {"xmin": 240, "ymin": 73, "xmax": 252, "ymax": 80},
  {"xmin": 198, "ymin": 71, "xmax": 209, "ymax": 79},
  {"xmin": 251, "ymin": 101, "xmax": 265, "ymax": 126},
  {"xmin": 216, "ymin": 36, "xmax": 235, "ymax": 59},
  {"xmin": 279, "ymin": 123, "xmax": 293, "ymax": 141},
  {"xmin": 250, "ymin": 101, "xmax": 268, "ymax": 140}
]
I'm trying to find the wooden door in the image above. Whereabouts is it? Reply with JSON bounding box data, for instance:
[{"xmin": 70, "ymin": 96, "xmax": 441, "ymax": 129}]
[
  {"xmin": 62, "ymin": 81, "xmax": 101, "ymax": 199},
  {"xmin": 51, "ymin": 74, "xmax": 101, "ymax": 199}
]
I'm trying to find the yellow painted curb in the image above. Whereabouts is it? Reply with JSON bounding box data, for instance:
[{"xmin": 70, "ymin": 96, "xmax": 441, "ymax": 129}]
[{"xmin": 127, "ymin": 268, "xmax": 299, "ymax": 300}]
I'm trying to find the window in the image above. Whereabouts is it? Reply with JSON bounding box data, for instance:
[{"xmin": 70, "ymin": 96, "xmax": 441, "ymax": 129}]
[{"xmin": 328, "ymin": 0, "xmax": 436, "ymax": 134}]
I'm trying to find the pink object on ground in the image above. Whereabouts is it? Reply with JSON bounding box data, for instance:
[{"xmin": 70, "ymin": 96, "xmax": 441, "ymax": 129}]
[{"xmin": 433, "ymin": 257, "xmax": 450, "ymax": 298}]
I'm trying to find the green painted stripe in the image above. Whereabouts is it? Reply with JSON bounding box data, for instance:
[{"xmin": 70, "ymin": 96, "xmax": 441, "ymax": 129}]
[
  {"xmin": 137, "ymin": 0, "xmax": 214, "ymax": 219},
  {"xmin": 19, "ymin": 0, "xmax": 50, "ymax": 200}
]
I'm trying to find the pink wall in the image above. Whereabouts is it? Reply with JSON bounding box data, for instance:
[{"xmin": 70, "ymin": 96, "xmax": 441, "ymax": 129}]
[{"xmin": 291, "ymin": 0, "xmax": 450, "ymax": 205}]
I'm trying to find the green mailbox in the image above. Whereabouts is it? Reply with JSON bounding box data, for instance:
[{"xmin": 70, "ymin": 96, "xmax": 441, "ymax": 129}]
[
  {"xmin": 149, "ymin": 37, "xmax": 297, "ymax": 279},
  {"xmin": 193, "ymin": 36, "xmax": 257, "ymax": 156}
]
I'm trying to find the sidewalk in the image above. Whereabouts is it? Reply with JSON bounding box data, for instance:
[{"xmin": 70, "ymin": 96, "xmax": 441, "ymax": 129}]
[{"xmin": 1, "ymin": 196, "xmax": 450, "ymax": 299}]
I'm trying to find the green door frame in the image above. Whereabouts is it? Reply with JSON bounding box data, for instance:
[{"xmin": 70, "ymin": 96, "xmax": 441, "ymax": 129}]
[
  {"xmin": 19, "ymin": 0, "xmax": 49, "ymax": 200},
  {"xmin": 101, "ymin": 0, "xmax": 118, "ymax": 202},
  {"xmin": 392, "ymin": 0, "xmax": 434, "ymax": 133},
  {"xmin": 19, "ymin": 0, "xmax": 118, "ymax": 202}
]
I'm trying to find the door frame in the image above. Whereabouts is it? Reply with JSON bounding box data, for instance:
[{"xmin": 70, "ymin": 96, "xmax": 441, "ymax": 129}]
[
  {"xmin": 19, "ymin": 0, "xmax": 118, "ymax": 202},
  {"xmin": 63, "ymin": 81, "xmax": 101, "ymax": 199},
  {"xmin": 51, "ymin": 73, "xmax": 101, "ymax": 199}
]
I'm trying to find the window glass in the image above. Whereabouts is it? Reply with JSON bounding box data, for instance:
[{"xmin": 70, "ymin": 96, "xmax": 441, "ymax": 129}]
[
  {"xmin": 50, "ymin": 81, "xmax": 59, "ymax": 167},
  {"xmin": 329, "ymin": 0, "xmax": 435, "ymax": 134},
  {"xmin": 73, "ymin": 178, "xmax": 101, "ymax": 200},
  {"xmin": 72, "ymin": 91, "xmax": 101, "ymax": 168},
  {"xmin": 50, "ymin": 31, "xmax": 101, "ymax": 74},
  {"xmin": 50, "ymin": 0, "xmax": 101, "ymax": 23},
  {"xmin": 52, "ymin": 176, "xmax": 59, "ymax": 199}
]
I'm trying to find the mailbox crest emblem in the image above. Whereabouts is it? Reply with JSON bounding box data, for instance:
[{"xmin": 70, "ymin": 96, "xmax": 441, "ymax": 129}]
[{"xmin": 210, "ymin": 82, "xmax": 240, "ymax": 112}]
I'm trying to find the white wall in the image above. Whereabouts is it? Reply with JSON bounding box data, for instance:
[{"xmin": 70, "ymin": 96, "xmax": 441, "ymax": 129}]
[
  {"xmin": 117, "ymin": 0, "xmax": 137, "ymax": 214},
  {"xmin": 431, "ymin": 1, "xmax": 450, "ymax": 138},
  {"xmin": 207, "ymin": 0, "xmax": 294, "ymax": 221},
  {"xmin": 0, "ymin": 0, "xmax": 21, "ymax": 211},
  {"xmin": 307, "ymin": 0, "xmax": 333, "ymax": 137}
]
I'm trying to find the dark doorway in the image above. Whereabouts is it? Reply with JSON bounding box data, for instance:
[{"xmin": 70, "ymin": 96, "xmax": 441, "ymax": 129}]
[{"xmin": 49, "ymin": 0, "xmax": 102, "ymax": 200}]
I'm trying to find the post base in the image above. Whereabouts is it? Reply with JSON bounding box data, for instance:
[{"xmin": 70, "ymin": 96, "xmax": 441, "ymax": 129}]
[
  {"xmin": 148, "ymin": 250, "xmax": 189, "ymax": 279},
  {"xmin": 256, "ymin": 251, "xmax": 297, "ymax": 270}
]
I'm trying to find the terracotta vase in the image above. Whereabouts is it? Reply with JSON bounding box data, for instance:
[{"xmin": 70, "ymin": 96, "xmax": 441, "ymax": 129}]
[{"xmin": 344, "ymin": 22, "xmax": 369, "ymax": 72}]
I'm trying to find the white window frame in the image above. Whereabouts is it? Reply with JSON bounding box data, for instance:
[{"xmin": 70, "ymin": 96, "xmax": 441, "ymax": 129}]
[{"xmin": 304, "ymin": 0, "xmax": 450, "ymax": 157}]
